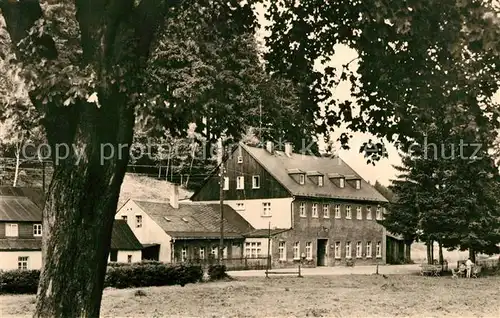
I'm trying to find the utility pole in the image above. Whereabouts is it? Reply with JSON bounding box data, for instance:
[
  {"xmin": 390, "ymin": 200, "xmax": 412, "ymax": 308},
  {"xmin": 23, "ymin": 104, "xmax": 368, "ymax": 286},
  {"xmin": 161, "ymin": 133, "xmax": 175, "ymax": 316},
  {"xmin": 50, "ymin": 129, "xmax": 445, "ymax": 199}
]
[
  {"xmin": 218, "ymin": 137, "xmax": 225, "ymax": 264},
  {"xmin": 42, "ymin": 161, "xmax": 46, "ymax": 194}
]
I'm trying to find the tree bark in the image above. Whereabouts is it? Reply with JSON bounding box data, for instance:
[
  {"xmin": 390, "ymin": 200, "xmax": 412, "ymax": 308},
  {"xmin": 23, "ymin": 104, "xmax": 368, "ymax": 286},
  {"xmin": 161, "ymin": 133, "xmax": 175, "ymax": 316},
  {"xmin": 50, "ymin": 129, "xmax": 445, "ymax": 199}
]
[
  {"xmin": 13, "ymin": 142, "xmax": 21, "ymax": 187},
  {"xmin": 1, "ymin": 0, "xmax": 178, "ymax": 316},
  {"xmin": 404, "ymin": 240, "xmax": 412, "ymax": 263},
  {"xmin": 34, "ymin": 95, "xmax": 135, "ymax": 317},
  {"xmin": 469, "ymin": 248, "xmax": 476, "ymax": 263},
  {"xmin": 438, "ymin": 241, "xmax": 444, "ymax": 265},
  {"xmin": 426, "ymin": 240, "xmax": 432, "ymax": 264}
]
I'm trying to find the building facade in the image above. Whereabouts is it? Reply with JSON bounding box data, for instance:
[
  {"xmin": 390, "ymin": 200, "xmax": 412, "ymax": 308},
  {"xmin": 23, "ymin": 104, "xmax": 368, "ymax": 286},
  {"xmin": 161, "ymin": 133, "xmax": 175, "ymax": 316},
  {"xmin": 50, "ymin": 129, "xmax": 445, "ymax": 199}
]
[
  {"xmin": 115, "ymin": 186, "xmax": 256, "ymax": 265},
  {"xmin": 191, "ymin": 142, "xmax": 404, "ymax": 267},
  {"xmin": 0, "ymin": 187, "xmax": 142, "ymax": 270}
]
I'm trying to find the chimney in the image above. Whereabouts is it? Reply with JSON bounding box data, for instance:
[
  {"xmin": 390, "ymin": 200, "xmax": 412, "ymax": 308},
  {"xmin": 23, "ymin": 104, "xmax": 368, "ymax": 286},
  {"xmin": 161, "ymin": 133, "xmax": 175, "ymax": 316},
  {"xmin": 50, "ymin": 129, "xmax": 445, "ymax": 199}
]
[
  {"xmin": 285, "ymin": 143, "xmax": 292, "ymax": 157},
  {"xmin": 266, "ymin": 141, "xmax": 274, "ymax": 154},
  {"xmin": 170, "ymin": 184, "xmax": 179, "ymax": 209}
]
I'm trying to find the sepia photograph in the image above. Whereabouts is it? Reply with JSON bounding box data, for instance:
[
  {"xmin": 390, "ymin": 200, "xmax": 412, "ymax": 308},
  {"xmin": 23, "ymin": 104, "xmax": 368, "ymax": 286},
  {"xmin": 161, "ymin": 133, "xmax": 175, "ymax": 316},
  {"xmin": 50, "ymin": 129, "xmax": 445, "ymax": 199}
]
[{"xmin": 0, "ymin": 0, "xmax": 500, "ymax": 317}]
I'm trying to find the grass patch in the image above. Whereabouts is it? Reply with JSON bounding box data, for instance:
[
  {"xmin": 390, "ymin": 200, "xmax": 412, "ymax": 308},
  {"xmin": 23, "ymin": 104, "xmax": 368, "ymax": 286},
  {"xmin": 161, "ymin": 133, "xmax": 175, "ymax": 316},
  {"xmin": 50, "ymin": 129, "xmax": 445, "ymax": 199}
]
[{"xmin": 1, "ymin": 275, "xmax": 499, "ymax": 317}]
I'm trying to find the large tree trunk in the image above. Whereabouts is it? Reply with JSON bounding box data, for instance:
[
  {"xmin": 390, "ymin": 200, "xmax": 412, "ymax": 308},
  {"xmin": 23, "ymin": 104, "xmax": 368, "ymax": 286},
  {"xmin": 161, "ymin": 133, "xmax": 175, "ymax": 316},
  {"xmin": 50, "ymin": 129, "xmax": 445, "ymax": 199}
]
[
  {"xmin": 469, "ymin": 248, "xmax": 476, "ymax": 263},
  {"xmin": 404, "ymin": 240, "xmax": 412, "ymax": 263},
  {"xmin": 1, "ymin": 0, "xmax": 175, "ymax": 316},
  {"xmin": 438, "ymin": 241, "xmax": 444, "ymax": 265},
  {"xmin": 426, "ymin": 240, "xmax": 432, "ymax": 264},
  {"xmin": 34, "ymin": 95, "xmax": 135, "ymax": 317}
]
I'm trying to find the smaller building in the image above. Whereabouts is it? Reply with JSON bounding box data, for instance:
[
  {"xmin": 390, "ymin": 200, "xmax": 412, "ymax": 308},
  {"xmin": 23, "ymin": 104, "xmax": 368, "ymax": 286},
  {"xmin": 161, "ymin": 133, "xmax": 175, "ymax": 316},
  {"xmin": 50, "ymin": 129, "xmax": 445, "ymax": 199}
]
[
  {"xmin": 108, "ymin": 219, "xmax": 143, "ymax": 263},
  {"xmin": 0, "ymin": 187, "xmax": 142, "ymax": 270},
  {"xmin": 116, "ymin": 185, "xmax": 256, "ymax": 264}
]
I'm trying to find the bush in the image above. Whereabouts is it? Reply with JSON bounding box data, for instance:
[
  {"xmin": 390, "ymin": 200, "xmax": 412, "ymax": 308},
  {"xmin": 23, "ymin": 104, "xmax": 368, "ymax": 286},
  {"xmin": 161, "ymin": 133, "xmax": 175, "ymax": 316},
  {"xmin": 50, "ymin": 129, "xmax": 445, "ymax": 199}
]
[
  {"xmin": 104, "ymin": 263, "xmax": 203, "ymax": 288},
  {"xmin": 0, "ymin": 270, "xmax": 40, "ymax": 294},
  {"xmin": 0, "ymin": 263, "xmax": 204, "ymax": 294},
  {"xmin": 207, "ymin": 264, "xmax": 228, "ymax": 281}
]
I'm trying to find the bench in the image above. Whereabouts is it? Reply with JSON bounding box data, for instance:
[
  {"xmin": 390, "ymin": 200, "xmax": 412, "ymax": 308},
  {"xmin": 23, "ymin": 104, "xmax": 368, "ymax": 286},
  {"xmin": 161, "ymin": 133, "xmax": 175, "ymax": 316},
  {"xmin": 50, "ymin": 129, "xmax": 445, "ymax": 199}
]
[{"xmin": 420, "ymin": 264, "xmax": 443, "ymax": 276}]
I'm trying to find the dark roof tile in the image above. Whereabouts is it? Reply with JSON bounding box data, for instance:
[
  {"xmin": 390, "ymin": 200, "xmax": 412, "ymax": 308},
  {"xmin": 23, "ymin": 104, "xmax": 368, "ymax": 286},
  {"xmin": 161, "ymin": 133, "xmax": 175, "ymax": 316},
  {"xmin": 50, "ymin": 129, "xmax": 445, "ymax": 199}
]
[
  {"xmin": 110, "ymin": 220, "xmax": 142, "ymax": 250},
  {"xmin": 133, "ymin": 201, "xmax": 254, "ymax": 238},
  {"xmin": 241, "ymin": 144, "xmax": 388, "ymax": 203}
]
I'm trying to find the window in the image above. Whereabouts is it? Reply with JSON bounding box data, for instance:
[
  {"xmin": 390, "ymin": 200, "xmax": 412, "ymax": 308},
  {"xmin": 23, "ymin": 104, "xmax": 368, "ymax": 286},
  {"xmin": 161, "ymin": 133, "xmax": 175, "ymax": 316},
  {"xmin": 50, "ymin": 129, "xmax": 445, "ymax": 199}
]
[
  {"xmin": 366, "ymin": 206, "xmax": 372, "ymax": 220},
  {"xmin": 200, "ymin": 247, "xmax": 205, "ymax": 259},
  {"xmin": 323, "ymin": 205, "xmax": 329, "ymax": 218},
  {"xmin": 346, "ymin": 206, "xmax": 351, "ymax": 219},
  {"xmin": 109, "ymin": 250, "xmax": 118, "ymax": 262},
  {"xmin": 18, "ymin": 256, "xmax": 28, "ymax": 270},
  {"xmin": 235, "ymin": 202, "xmax": 245, "ymax": 211},
  {"xmin": 334, "ymin": 242, "xmax": 341, "ymax": 259},
  {"xmin": 279, "ymin": 242, "xmax": 286, "ymax": 261},
  {"xmin": 223, "ymin": 247, "xmax": 228, "ymax": 258},
  {"xmin": 366, "ymin": 241, "xmax": 372, "ymax": 258},
  {"xmin": 339, "ymin": 178, "xmax": 345, "ymax": 188},
  {"xmin": 121, "ymin": 215, "xmax": 127, "ymax": 222},
  {"xmin": 345, "ymin": 242, "xmax": 351, "ymax": 259},
  {"xmin": 33, "ymin": 224, "xmax": 42, "ymax": 237},
  {"xmin": 252, "ymin": 175, "xmax": 260, "ymax": 189},
  {"xmin": 211, "ymin": 246, "xmax": 218, "ymax": 258},
  {"xmin": 300, "ymin": 203, "xmax": 306, "ymax": 217},
  {"xmin": 135, "ymin": 215, "xmax": 142, "ymax": 228},
  {"xmin": 312, "ymin": 203, "xmax": 318, "ymax": 218},
  {"xmin": 237, "ymin": 156, "xmax": 243, "ymax": 163},
  {"xmin": 356, "ymin": 207, "xmax": 362, "ymax": 220},
  {"xmin": 318, "ymin": 176, "xmax": 324, "ymax": 186},
  {"xmin": 293, "ymin": 242, "xmax": 300, "ymax": 259},
  {"xmin": 245, "ymin": 242, "xmax": 262, "ymax": 258},
  {"xmin": 355, "ymin": 180, "xmax": 361, "ymax": 189},
  {"xmin": 236, "ymin": 176, "xmax": 244, "ymax": 189},
  {"xmin": 5, "ymin": 223, "xmax": 18, "ymax": 237},
  {"xmin": 262, "ymin": 202, "xmax": 271, "ymax": 217},
  {"xmin": 376, "ymin": 206, "xmax": 382, "ymax": 220},
  {"xmin": 127, "ymin": 255, "xmax": 132, "ymax": 263},
  {"xmin": 181, "ymin": 247, "xmax": 187, "ymax": 262},
  {"xmin": 299, "ymin": 174, "xmax": 305, "ymax": 185},
  {"xmin": 223, "ymin": 177, "xmax": 229, "ymax": 190},
  {"xmin": 356, "ymin": 242, "xmax": 362, "ymax": 258},
  {"xmin": 335, "ymin": 205, "xmax": 341, "ymax": 219},
  {"xmin": 305, "ymin": 242, "xmax": 312, "ymax": 259},
  {"xmin": 376, "ymin": 242, "xmax": 382, "ymax": 258}
]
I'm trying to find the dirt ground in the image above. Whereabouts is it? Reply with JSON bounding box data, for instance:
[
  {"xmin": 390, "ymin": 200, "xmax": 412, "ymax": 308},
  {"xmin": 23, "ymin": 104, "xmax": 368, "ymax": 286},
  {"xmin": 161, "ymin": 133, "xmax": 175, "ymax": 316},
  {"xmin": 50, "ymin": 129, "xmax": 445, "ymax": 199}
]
[{"xmin": 1, "ymin": 274, "xmax": 499, "ymax": 317}]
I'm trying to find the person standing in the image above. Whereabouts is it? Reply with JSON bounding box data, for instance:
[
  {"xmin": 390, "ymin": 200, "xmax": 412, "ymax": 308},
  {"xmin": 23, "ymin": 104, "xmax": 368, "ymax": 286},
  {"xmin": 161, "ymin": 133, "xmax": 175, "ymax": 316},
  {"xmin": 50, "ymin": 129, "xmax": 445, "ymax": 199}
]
[{"xmin": 465, "ymin": 258, "xmax": 474, "ymax": 278}]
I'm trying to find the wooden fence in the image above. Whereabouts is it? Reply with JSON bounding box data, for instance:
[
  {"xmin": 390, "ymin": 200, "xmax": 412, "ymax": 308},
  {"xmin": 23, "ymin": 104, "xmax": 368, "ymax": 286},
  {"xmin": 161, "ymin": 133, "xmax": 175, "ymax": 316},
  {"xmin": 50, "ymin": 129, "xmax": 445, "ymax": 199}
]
[{"xmin": 175, "ymin": 256, "xmax": 270, "ymax": 271}]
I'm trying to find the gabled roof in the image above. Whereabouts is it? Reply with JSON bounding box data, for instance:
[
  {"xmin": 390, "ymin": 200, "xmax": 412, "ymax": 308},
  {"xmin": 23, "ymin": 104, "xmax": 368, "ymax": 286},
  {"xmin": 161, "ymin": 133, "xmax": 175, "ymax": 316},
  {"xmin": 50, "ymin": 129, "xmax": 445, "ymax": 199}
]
[
  {"xmin": 240, "ymin": 144, "xmax": 388, "ymax": 203},
  {"xmin": 0, "ymin": 196, "xmax": 43, "ymax": 222},
  {"xmin": 110, "ymin": 220, "xmax": 143, "ymax": 250},
  {"xmin": 0, "ymin": 187, "xmax": 45, "ymax": 209},
  {"xmin": 0, "ymin": 222, "xmax": 142, "ymax": 251},
  {"xmin": 132, "ymin": 200, "xmax": 254, "ymax": 239}
]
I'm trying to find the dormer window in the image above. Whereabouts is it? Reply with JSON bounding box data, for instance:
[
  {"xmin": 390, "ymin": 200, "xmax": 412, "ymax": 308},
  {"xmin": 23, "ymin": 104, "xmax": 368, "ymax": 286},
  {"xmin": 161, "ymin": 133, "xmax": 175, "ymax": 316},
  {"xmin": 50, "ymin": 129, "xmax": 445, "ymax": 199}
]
[
  {"xmin": 339, "ymin": 178, "xmax": 345, "ymax": 188},
  {"xmin": 299, "ymin": 174, "xmax": 305, "ymax": 185},
  {"xmin": 318, "ymin": 176, "xmax": 324, "ymax": 187},
  {"xmin": 355, "ymin": 180, "xmax": 361, "ymax": 189}
]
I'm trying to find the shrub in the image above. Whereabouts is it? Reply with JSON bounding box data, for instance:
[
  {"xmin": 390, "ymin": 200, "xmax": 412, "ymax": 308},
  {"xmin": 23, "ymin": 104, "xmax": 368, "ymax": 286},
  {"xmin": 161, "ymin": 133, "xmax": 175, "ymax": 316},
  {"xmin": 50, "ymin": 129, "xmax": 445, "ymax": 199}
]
[
  {"xmin": 1, "ymin": 263, "xmax": 204, "ymax": 294},
  {"xmin": 104, "ymin": 263, "xmax": 203, "ymax": 288},
  {"xmin": 0, "ymin": 270, "xmax": 40, "ymax": 294},
  {"xmin": 207, "ymin": 264, "xmax": 228, "ymax": 281}
]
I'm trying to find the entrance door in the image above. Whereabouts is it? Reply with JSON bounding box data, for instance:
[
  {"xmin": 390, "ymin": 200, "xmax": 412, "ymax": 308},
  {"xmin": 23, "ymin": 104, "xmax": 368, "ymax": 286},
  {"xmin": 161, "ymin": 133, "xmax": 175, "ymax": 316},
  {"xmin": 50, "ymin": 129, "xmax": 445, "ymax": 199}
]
[{"xmin": 317, "ymin": 239, "xmax": 328, "ymax": 266}]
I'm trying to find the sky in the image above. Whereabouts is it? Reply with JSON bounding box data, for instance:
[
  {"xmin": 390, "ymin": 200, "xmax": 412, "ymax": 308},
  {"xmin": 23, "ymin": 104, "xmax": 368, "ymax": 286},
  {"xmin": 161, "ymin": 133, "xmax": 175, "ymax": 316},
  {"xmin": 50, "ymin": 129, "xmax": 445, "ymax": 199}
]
[{"xmin": 254, "ymin": 4, "xmax": 402, "ymax": 186}]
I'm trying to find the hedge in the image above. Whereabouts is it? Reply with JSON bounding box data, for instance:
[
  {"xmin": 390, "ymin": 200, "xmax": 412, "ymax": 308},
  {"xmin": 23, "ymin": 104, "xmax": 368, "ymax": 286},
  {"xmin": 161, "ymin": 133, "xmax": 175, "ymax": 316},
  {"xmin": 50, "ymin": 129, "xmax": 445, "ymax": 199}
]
[
  {"xmin": 0, "ymin": 270, "xmax": 40, "ymax": 294},
  {"xmin": 207, "ymin": 264, "xmax": 228, "ymax": 281},
  {"xmin": 0, "ymin": 263, "xmax": 203, "ymax": 294}
]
